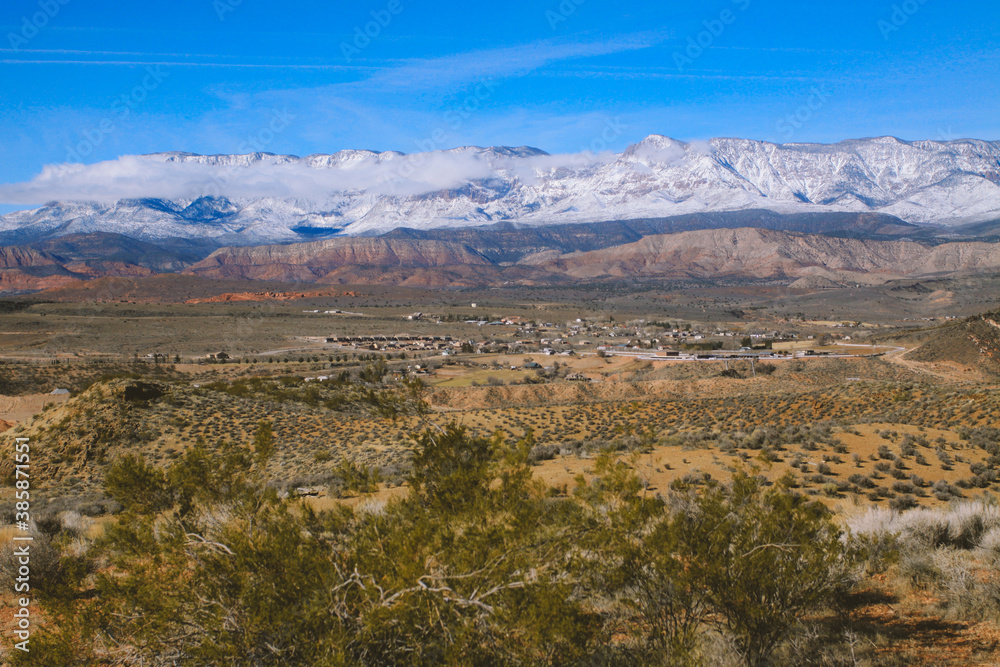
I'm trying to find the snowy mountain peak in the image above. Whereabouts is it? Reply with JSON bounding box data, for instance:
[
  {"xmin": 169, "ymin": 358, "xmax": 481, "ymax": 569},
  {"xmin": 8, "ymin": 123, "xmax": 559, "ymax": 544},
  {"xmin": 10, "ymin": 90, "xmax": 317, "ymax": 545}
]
[{"xmin": 1, "ymin": 136, "xmax": 1000, "ymax": 244}]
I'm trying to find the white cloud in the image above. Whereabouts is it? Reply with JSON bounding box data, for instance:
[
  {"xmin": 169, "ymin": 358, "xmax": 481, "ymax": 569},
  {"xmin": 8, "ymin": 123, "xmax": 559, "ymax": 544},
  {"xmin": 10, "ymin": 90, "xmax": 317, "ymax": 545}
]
[{"xmin": 0, "ymin": 148, "xmax": 614, "ymax": 205}]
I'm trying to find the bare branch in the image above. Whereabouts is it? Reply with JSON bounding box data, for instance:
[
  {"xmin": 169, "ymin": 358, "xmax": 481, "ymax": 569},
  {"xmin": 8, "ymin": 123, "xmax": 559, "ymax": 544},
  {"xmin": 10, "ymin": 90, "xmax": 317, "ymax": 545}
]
[{"xmin": 185, "ymin": 533, "xmax": 236, "ymax": 556}]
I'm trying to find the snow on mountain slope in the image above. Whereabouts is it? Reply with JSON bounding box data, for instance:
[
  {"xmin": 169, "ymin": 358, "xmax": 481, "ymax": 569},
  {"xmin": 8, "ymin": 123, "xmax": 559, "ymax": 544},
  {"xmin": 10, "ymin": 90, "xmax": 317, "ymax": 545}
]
[{"xmin": 1, "ymin": 137, "xmax": 999, "ymax": 244}]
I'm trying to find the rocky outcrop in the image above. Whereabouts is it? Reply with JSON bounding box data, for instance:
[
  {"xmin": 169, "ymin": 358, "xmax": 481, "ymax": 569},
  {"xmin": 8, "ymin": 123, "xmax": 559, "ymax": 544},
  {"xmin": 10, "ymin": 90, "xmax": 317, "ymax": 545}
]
[
  {"xmin": 0, "ymin": 245, "xmax": 159, "ymax": 293},
  {"xmin": 0, "ymin": 246, "xmax": 62, "ymax": 268},
  {"xmin": 526, "ymin": 228, "xmax": 1000, "ymax": 281},
  {"xmin": 185, "ymin": 237, "xmax": 494, "ymax": 282},
  {"xmin": 0, "ymin": 246, "xmax": 81, "ymax": 292}
]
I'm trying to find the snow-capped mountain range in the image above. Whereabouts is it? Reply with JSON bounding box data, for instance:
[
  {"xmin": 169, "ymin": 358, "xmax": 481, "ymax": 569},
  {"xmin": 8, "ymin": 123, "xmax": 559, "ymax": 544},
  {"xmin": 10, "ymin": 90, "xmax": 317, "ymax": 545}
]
[{"xmin": 1, "ymin": 135, "xmax": 999, "ymax": 245}]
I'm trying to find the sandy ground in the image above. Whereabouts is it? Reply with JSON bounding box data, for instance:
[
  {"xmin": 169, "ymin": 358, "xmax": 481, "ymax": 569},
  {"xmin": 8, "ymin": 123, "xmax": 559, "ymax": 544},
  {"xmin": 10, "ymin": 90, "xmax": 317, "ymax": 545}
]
[
  {"xmin": 0, "ymin": 393, "xmax": 71, "ymax": 428},
  {"xmin": 298, "ymin": 422, "xmax": 983, "ymax": 519},
  {"xmin": 527, "ymin": 422, "xmax": 977, "ymax": 513}
]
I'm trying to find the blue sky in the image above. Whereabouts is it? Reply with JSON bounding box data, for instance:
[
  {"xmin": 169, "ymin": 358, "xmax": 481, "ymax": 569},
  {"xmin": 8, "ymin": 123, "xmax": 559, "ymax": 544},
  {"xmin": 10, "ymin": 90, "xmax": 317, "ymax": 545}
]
[{"xmin": 1, "ymin": 0, "xmax": 998, "ymax": 210}]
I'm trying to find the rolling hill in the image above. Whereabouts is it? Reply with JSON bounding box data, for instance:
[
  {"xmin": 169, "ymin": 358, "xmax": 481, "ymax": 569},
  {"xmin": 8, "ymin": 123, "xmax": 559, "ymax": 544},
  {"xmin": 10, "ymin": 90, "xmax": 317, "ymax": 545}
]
[{"xmin": 905, "ymin": 311, "xmax": 1000, "ymax": 376}]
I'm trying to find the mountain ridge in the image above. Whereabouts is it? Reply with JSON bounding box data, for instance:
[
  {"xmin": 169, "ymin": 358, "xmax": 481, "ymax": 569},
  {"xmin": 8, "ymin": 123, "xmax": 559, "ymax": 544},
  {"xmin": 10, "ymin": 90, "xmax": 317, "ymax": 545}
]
[
  {"xmin": 176, "ymin": 227, "xmax": 1000, "ymax": 288},
  {"xmin": 4, "ymin": 218, "xmax": 1000, "ymax": 293},
  {"xmin": 2, "ymin": 136, "xmax": 1000, "ymax": 245}
]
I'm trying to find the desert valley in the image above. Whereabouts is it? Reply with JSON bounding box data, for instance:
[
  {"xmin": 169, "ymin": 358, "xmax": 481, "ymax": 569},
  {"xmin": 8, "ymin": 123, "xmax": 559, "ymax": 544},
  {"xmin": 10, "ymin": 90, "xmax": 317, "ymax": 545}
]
[{"xmin": 3, "ymin": 2, "xmax": 1000, "ymax": 662}]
